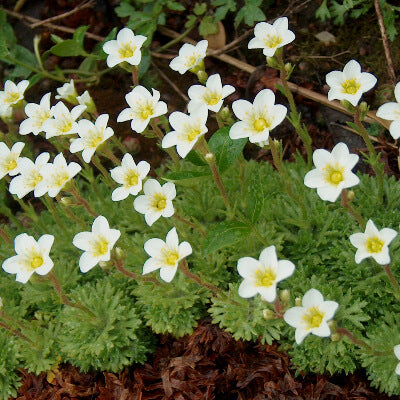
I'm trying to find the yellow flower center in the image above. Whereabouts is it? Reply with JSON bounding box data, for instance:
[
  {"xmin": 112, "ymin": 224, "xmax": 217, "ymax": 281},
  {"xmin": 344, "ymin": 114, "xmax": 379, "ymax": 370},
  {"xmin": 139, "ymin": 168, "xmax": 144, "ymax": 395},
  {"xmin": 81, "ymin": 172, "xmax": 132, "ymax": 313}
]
[
  {"xmin": 254, "ymin": 267, "xmax": 276, "ymax": 287},
  {"xmin": 253, "ymin": 117, "xmax": 270, "ymax": 132},
  {"xmin": 34, "ymin": 111, "xmax": 50, "ymax": 129},
  {"xmin": 264, "ymin": 35, "xmax": 283, "ymax": 48},
  {"xmin": 92, "ymin": 237, "xmax": 109, "ymax": 257},
  {"xmin": 53, "ymin": 171, "xmax": 69, "ymax": 188},
  {"xmin": 151, "ymin": 193, "xmax": 167, "ymax": 211},
  {"xmin": 323, "ymin": 163, "xmax": 344, "ymax": 186},
  {"xmin": 4, "ymin": 92, "xmax": 20, "ymax": 105},
  {"xmin": 185, "ymin": 55, "xmax": 198, "ymax": 68},
  {"xmin": 140, "ymin": 104, "xmax": 154, "ymax": 120},
  {"xmin": 162, "ymin": 248, "xmax": 180, "ymax": 266},
  {"xmin": 125, "ymin": 170, "xmax": 139, "ymax": 187},
  {"xmin": 59, "ymin": 117, "xmax": 73, "ymax": 133},
  {"xmin": 185, "ymin": 126, "xmax": 201, "ymax": 142},
  {"xmin": 203, "ymin": 91, "xmax": 221, "ymax": 106},
  {"xmin": 86, "ymin": 130, "xmax": 104, "ymax": 148},
  {"xmin": 29, "ymin": 171, "xmax": 43, "ymax": 187},
  {"xmin": 30, "ymin": 256, "xmax": 43, "ymax": 269},
  {"xmin": 118, "ymin": 43, "xmax": 136, "ymax": 59},
  {"xmin": 342, "ymin": 79, "xmax": 361, "ymax": 95},
  {"xmin": 366, "ymin": 236, "xmax": 384, "ymax": 253},
  {"xmin": 5, "ymin": 158, "xmax": 17, "ymax": 172},
  {"xmin": 302, "ymin": 307, "xmax": 325, "ymax": 330}
]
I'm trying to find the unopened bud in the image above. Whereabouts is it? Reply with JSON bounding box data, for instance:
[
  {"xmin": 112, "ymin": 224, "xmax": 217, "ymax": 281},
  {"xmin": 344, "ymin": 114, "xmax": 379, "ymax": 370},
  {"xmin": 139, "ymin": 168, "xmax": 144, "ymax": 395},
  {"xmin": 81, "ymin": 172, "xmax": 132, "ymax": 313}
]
[
  {"xmin": 266, "ymin": 56, "xmax": 277, "ymax": 68},
  {"xmin": 330, "ymin": 332, "xmax": 341, "ymax": 342},
  {"xmin": 99, "ymin": 261, "xmax": 109, "ymax": 269},
  {"xmin": 340, "ymin": 99, "xmax": 355, "ymax": 113},
  {"xmin": 115, "ymin": 247, "xmax": 125, "ymax": 260},
  {"xmin": 279, "ymin": 289, "xmax": 290, "ymax": 303},
  {"xmin": 196, "ymin": 69, "xmax": 208, "ymax": 84},
  {"xmin": 359, "ymin": 101, "xmax": 369, "ymax": 119},
  {"xmin": 219, "ymin": 106, "xmax": 231, "ymax": 121},
  {"xmin": 284, "ymin": 62, "xmax": 292, "ymax": 73},
  {"xmin": 295, "ymin": 297, "xmax": 302, "ymax": 306},
  {"xmin": 205, "ymin": 152, "xmax": 215, "ymax": 162},
  {"xmin": 60, "ymin": 197, "xmax": 74, "ymax": 206},
  {"xmin": 263, "ymin": 309, "xmax": 275, "ymax": 320},
  {"xmin": 346, "ymin": 190, "xmax": 355, "ymax": 201},
  {"xmin": 328, "ymin": 320, "xmax": 337, "ymax": 333}
]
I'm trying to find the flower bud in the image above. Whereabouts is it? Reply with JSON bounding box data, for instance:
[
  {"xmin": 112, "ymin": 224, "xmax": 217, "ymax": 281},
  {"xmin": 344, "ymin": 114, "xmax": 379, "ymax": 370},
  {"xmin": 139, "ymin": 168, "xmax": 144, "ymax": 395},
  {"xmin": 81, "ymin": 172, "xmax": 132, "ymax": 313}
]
[
  {"xmin": 359, "ymin": 101, "xmax": 369, "ymax": 119},
  {"xmin": 196, "ymin": 69, "xmax": 208, "ymax": 84},
  {"xmin": 328, "ymin": 319, "xmax": 337, "ymax": 333},
  {"xmin": 340, "ymin": 99, "xmax": 355, "ymax": 113},
  {"xmin": 115, "ymin": 247, "xmax": 125, "ymax": 260},
  {"xmin": 330, "ymin": 332, "xmax": 341, "ymax": 342},
  {"xmin": 263, "ymin": 309, "xmax": 275, "ymax": 320},
  {"xmin": 219, "ymin": 106, "xmax": 231, "ymax": 121},
  {"xmin": 266, "ymin": 56, "xmax": 277, "ymax": 68},
  {"xmin": 205, "ymin": 152, "xmax": 215, "ymax": 162},
  {"xmin": 279, "ymin": 289, "xmax": 290, "ymax": 303},
  {"xmin": 284, "ymin": 63, "xmax": 292, "ymax": 73},
  {"xmin": 346, "ymin": 190, "xmax": 355, "ymax": 201},
  {"xmin": 295, "ymin": 297, "xmax": 302, "ymax": 306},
  {"xmin": 60, "ymin": 197, "xmax": 74, "ymax": 206},
  {"xmin": 99, "ymin": 261, "xmax": 109, "ymax": 269}
]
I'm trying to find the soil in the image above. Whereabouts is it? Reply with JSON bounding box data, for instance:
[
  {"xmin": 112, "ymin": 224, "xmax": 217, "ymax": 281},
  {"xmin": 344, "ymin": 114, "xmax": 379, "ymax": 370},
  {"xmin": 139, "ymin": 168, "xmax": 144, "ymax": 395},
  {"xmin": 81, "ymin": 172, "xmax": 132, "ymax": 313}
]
[{"xmin": 2, "ymin": 0, "xmax": 400, "ymax": 398}]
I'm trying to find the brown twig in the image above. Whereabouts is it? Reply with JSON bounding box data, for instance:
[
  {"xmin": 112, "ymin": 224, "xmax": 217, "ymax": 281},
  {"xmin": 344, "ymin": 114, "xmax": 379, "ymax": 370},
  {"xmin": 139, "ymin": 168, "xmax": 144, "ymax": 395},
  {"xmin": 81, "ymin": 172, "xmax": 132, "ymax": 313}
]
[
  {"xmin": 31, "ymin": 0, "xmax": 95, "ymax": 28},
  {"xmin": 374, "ymin": 0, "xmax": 396, "ymax": 86}
]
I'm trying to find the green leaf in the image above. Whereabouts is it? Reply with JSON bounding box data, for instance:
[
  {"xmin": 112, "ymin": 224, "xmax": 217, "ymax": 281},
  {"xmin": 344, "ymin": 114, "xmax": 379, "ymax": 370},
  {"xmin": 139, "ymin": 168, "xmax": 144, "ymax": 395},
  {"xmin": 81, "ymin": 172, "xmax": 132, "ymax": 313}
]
[
  {"xmin": 199, "ymin": 15, "xmax": 218, "ymax": 36},
  {"xmin": 246, "ymin": 168, "xmax": 264, "ymax": 223},
  {"xmin": 186, "ymin": 150, "xmax": 207, "ymax": 166},
  {"xmin": 315, "ymin": 0, "xmax": 331, "ymax": 21},
  {"xmin": 73, "ymin": 25, "xmax": 89, "ymax": 47},
  {"xmin": 163, "ymin": 170, "xmax": 210, "ymax": 182},
  {"xmin": 0, "ymin": 12, "xmax": 9, "ymax": 57},
  {"xmin": 194, "ymin": 3, "xmax": 207, "ymax": 15},
  {"xmin": 50, "ymin": 40, "xmax": 86, "ymax": 57},
  {"xmin": 167, "ymin": 1, "xmax": 186, "ymax": 11},
  {"xmin": 185, "ymin": 15, "xmax": 198, "ymax": 28},
  {"xmin": 208, "ymin": 126, "xmax": 246, "ymax": 173},
  {"xmin": 115, "ymin": 3, "xmax": 136, "ymax": 17},
  {"xmin": 203, "ymin": 221, "xmax": 252, "ymax": 255},
  {"xmin": 234, "ymin": 0, "xmax": 265, "ymax": 28}
]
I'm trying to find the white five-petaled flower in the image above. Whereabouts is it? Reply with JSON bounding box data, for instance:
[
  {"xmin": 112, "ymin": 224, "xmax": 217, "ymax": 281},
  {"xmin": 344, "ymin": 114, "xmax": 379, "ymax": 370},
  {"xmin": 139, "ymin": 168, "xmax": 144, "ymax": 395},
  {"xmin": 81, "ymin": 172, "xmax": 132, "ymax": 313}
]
[
  {"xmin": 2, "ymin": 233, "xmax": 54, "ymax": 283},
  {"xmin": 237, "ymin": 245, "xmax": 295, "ymax": 302},
  {"xmin": 19, "ymin": 92, "xmax": 52, "ymax": 136},
  {"xmin": 0, "ymin": 142, "xmax": 25, "ymax": 179},
  {"xmin": 72, "ymin": 216, "xmax": 121, "ymax": 273},
  {"xmin": 143, "ymin": 227, "xmax": 192, "ymax": 282},
  {"xmin": 42, "ymin": 102, "xmax": 86, "ymax": 139},
  {"xmin": 110, "ymin": 154, "xmax": 150, "ymax": 201},
  {"xmin": 230, "ymin": 89, "xmax": 287, "ymax": 144},
  {"xmin": 169, "ymin": 40, "xmax": 208, "ymax": 75},
  {"xmin": 162, "ymin": 106, "xmax": 208, "ymax": 158},
  {"xmin": 117, "ymin": 86, "xmax": 167, "ymax": 133},
  {"xmin": 283, "ymin": 288, "xmax": 339, "ymax": 345},
  {"xmin": 35, "ymin": 153, "xmax": 81, "ymax": 198},
  {"xmin": 187, "ymin": 73, "xmax": 235, "ymax": 113},
  {"xmin": 376, "ymin": 82, "xmax": 400, "ymax": 139},
  {"xmin": 70, "ymin": 114, "xmax": 114, "ymax": 163},
  {"xmin": 326, "ymin": 60, "xmax": 377, "ymax": 107},
  {"xmin": 304, "ymin": 142, "xmax": 360, "ymax": 202},
  {"xmin": 102, "ymin": 27, "xmax": 147, "ymax": 68},
  {"xmin": 349, "ymin": 220, "xmax": 397, "ymax": 265},
  {"xmin": 0, "ymin": 80, "xmax": 29, "ymax": 112},
  {"xmin": 394, "ymin": 345, "xmax": 400, "ymax": 375},
  {"xmin": 55, "ymin": 79, "xmax": 78, "ymax": 104},
  {"xmin": 133, "ymin": 179, "xmax": 176, "ymax": 226},
  {"xmin": 248, "ymin": 17, "xmax": 295, "ymax": 57},
  {"xmin": 9, "ymin": 152, "xmax": 50, "ymax": 198}
]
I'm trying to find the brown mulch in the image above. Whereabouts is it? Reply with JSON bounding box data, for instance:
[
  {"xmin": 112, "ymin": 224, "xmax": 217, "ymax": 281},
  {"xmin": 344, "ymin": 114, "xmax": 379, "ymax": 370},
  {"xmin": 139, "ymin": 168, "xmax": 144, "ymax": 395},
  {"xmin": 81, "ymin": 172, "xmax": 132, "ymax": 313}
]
[{"xmin": 16, "ymin": 319, "xmax": 393, "ymax": 400}]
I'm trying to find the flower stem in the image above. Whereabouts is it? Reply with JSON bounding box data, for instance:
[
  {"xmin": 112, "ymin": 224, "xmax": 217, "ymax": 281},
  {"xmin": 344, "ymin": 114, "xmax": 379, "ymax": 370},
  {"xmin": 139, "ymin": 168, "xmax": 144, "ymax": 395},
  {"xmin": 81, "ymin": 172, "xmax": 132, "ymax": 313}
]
[
  {"xmin": 275, "ymin": 52, "xmax": 313, "ymax": 168},
  {"xmin": 68, "ymin": 182, "xmax": 99, "ymax": 217},
  {"xmin": 383, "ymin": 264, "xmax": 400, "ymax": 301},
  {"xmin": 100, "ymin": 147, "xmax": 120, "ymax": 165},
  {"xmin": 0, "ymin": 320, "xmax": 33, "ymax": 343},
  {"xmin": 150, "ymin": 121, "xmax": 181, "ymax": 166},
  {"xmin": 340, "ymin": 189, "xmax": 366, "ymax": 229},
  {"xmin": 41, "ymin": 196, "xmax": 69, "ymax": 234},
  {"xmin": 132, "ymin": 66, "xmax": 139, "ymax": 86},
  {"xmin": 92, "ymin": 155, "xmax": 115, "ymax": 188},
  {"xmin": 113, "ymin": 256, "xmax": 160, "ymax": 285},
  {"xmin": 173, "ymin": 214, "xmax": 206, "ymax": 237},
  {"xmin": 354, "ymin": 106, "xmax": 384, "ymax": 203},
  {"xmin": 0, "ymin": 226, "xmax": 12, "ymax": 245},
  {"xmin": 179, "ymin": 259, "xmax": 221, "ymax": 295},
  {"xmin": 55, "ymin": 195, "xmax": 86, "ymax": 229}
]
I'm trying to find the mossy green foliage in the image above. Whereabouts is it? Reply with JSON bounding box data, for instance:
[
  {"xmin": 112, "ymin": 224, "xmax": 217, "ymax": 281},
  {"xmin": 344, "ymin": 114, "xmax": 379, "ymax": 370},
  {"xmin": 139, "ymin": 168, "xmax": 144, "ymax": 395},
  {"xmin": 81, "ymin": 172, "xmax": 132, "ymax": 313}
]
[{"xmin": 1, "ymin": 149, "xmax": 400, "ymax": 397}]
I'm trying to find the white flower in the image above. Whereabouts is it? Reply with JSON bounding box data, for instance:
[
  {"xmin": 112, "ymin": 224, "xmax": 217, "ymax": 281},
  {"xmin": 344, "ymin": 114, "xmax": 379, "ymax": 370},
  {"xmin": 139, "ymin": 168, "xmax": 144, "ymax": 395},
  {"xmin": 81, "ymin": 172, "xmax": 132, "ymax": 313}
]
[
  {"xmin": 2, "ymin": 233, "xmax": 54, "ymax": 283},
  {"xmin": 42, "ymin": 102, "xmax": 86, "ymax": 139},
  {"xmin": 19, "ymin": 92, "xmax": 52, "ymax": 136},
  {"xmin": 72, "ymin": 216, "xmax": 121, "ymax": 273},
  {"xmin": 169, "ymin": 40, "xmax": 208, "ymax": 75},
  {"xmin": 0, "ymin": 80, "xmax": 29, "ymax": 111},
  {"xmin": 70, "ymin": 114, "xmax": 114, "ymax": 163},
  {"xmin": 248, "ymin": 17, "xmax": 295, "ymax": 57},
  {"xmin": 0, "ymin": 142, "xmax": 25, "ymax": 179},
  {"xmin": 376, "ymin": 82, "xmax": 400, "ymax": 139},
  {"xmin": 102, "ymin": 27, "xmax": 147, "ymax": 68},
  {"xmin": 55, "ymin": 79, "xmax": 78, "ymax": 104},
  {"xmin": 229, "ymin": 89, "xmax": 287, "ymax": 144},
  {"xmin": 9, "ymin": 152, "xmax": 50, "ymax": 198},
  {"xmin": 143, "ymin": 227, "xmax": 192, "ymax": 282},
  {"xmin": 117, "ymin": 86, "xmax": 167, "ymax": 133},
  {"xmin": 237, "ymin": 245, "xmax": 295, "ymax": 302},
  {"xmin": 133, "ymin": 179, "xmax": 175, "ymax": 226},
  {"xmin": 349, "ymin": 220, "xmax": 397, "ymax": 265},
  {"xmin": 304, "ymin": 142, "xmax": 360, "ymax": 202},
  {"xmin": 162, "ymin": 106, "xmax": 208, "ymax": 158},
  {"xmin": 187, "ymin": 73, "xmax": 235, "ymax": 113},
  {"xmin": 0, "ymin": 105, "xmax": 12, "ymax": 123},
  {"xmin": 76, "ymin": 90, "xmax": 96, "ymax": 114},
  {"xmin": 35, "ymin": 153, "xmax": 81, "ymax": 198},
  {"xmin": 326, "ymin": 60, "xmax": 377, "ymax": 107},
  {"xmin": 110, "ymin": 154, "xmax": 150, "ymax": 201},
  {"xmin": 283, "ymin": 288, "xmax": 338, "ymax": 344},
  {"xmin": 394, "ymin": 345, "xmax": 400, "ymax": 375}
]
